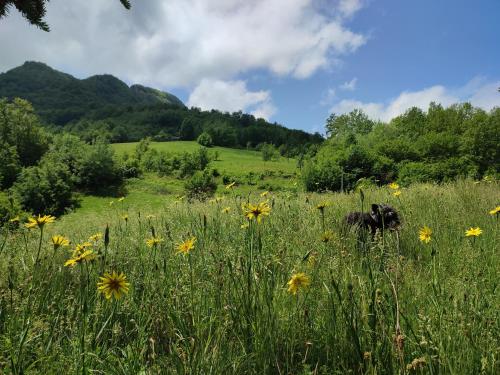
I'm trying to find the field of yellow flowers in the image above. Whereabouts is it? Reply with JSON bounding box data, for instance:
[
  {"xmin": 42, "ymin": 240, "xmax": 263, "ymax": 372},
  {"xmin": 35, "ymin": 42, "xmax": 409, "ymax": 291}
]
[{"xmin": 0, "ymin": 180, "xmax": 498, "ymax": 374}]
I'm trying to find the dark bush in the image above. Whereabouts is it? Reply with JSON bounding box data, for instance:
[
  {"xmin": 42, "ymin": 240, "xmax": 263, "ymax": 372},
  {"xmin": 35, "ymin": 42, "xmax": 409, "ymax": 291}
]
[
  {"xmin": 12, "ymin": 161, "xmax": 77, "ymax": 216},
  {"xmin": 184, "ymin": 170, "xmax": 217, "ymax": 200},
  {"xmin": 197, "ymin": 132, "xmax": 213, "ymax": 147}
]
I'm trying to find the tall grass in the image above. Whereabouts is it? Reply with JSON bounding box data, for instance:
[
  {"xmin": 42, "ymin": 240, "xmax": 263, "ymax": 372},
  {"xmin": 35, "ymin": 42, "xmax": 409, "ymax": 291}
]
[{"xmin": 0, "ymin": 181, "xmax": 498, "ymax": 374}]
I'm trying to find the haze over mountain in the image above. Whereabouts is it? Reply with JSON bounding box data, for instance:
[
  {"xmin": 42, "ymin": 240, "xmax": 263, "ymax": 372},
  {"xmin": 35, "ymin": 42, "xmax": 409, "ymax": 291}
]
[{"xmin": 0, "ymin": 61, "xmax": 184, "ymax": 125}]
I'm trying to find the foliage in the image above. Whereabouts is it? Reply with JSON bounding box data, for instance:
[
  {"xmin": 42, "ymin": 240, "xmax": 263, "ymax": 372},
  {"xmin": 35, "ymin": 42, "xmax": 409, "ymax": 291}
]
[
  {"xmin": 0, "ymin": 98, "xmax": 49, "ymax": 167},
  {"xmin": 0, "ymin": 0, "xmax": 131, "ymax": 32},
  {"xmin": 197, "ymin": 131, "xmax": 213, "ymax": 147},
  {"xmin": 260, "ymin": 143, "xmax": 279, "ymax": 161},
  {"xmin": 184, "ymin": 170, "xmax": 217, "ymax": 199},
  {"xmin": 11, "ymin": 160, "xmax": 76, "ymax": 215},
  {"xmin": 41, "ymin": 134, "xmax": 123, "ymax": 193},
  {"xmin": 0, "ymin": 191, "xmax": 23, "ymax": 227},
  {"xmin": 305, "ymin": 103, "xmax": 500, "ymax": 191}
]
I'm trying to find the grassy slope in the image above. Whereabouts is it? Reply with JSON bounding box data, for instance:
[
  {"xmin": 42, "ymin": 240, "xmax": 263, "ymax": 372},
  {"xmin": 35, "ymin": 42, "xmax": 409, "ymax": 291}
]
[
  {"xmin": 1, "ymin": 181, "xmax": 499, "ymax": 373},
  {"xmin": 112, "ymin": 141, "xmax": 297, "ymax": 176},
  {"xmin": 65, "ymin": 141, "xmax": 299, "ymax": 228}
]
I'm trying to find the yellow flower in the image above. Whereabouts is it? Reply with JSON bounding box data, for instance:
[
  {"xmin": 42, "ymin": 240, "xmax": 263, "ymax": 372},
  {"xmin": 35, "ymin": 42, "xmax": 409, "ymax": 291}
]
[
  {"xmin": 465, "ymin": 227, "xmax": 482, "ymax": 237},
  {"xmin": 176, "ymin": 237, "xmax": 196, "ymax": 255},
  {"xmin": 121, "ymin": 214, "xmax": 129, "ymax": 222},
  {"xmin": 489, "ymin": 206, "xmax": 500, "ymax": 215},
  {"xmin": 73, "ymin": 242, "xmax": 93, "ymax": 256},
  {"xmin": 146, "ymin": 236, "xmax": 164, "ymax": 248},
  {"xmin": 64, "ymin": 249, "xmax": 96, "ymax": 267},
  {"xmin": 25, "ymin": 215, "xmax": 56, "ymax": 229},
  {"xmin": 320, "ymin": 230, "xmax": 334, "ymax": 243},
  {"xmin": 225, "ymin": 181, "xmax": 236, "ymax": 189},
  {"xmin": 51, "ymin": 235, "xmax": 70, "ymax": 250},
  {"xmin": 221, "ymin": 207, "xmax": 231, "ymax": 214},
  {"xmin": 118, "ymin": 197, "xmax": 125, "ymax": 202},
  {"xmin": 9, "ymin": 216, "xmax": 20, "ymax": 223},
  {"xmin": 240, "ymin": 222, "xmax": 250, "ymax": 229},
  {"xmin": 316, "ymin": 202, "xmax": 329, "ymax": 212},
  {"xmin": 393, "ymin": 190, "xmax": 401, "ymax": 197},
  {"xmin": 97, "ymin": 271, "xmax": 130, "ymax": 300},
  {"xmin": 260, "ymin": 191, "xmax": 269, "ymax": 197},
  {"xmin": 419, "ymin": 226, "xmax": 432, "ymax": 244},
  {"xmin": 287, "ymin": 272, "xmax": 311, "ymax": 295},
  {"xmin": 89, "ymin": 233, "xmax": 103, "ymax": 242},
  {"xmin": 243, "ymin": 201, "xmax": 271, "ymax": 223},
  {"xmin": 388, "ymin": 182, "xmax": 400, "ymax": 190}
]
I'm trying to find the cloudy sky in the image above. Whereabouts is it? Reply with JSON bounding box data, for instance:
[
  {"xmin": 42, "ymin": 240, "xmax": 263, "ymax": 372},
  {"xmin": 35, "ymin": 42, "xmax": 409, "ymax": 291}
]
[{"xmin": 1, "ymin": 0, "xmax": 499, "ymax": 133}]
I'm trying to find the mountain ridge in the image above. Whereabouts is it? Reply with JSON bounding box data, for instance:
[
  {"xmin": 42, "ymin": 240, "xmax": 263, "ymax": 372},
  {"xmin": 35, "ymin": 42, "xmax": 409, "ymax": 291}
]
[{"xmin": 0, "ymin": 61, "xmax": 184, "ymax": 124}]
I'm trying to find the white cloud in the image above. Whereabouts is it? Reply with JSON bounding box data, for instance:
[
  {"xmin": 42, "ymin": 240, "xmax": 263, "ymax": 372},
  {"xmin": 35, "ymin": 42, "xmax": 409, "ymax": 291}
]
[
  {"xmin": 0, "ymin": 0, "xmax": 366, "ymax": 89},
  {"xmin": 330, "ymin": 79, "xmax": 500, "ymax": 121},
  {"xmin": 338, "ymin": 0, "xmax": 363, "ymax": 17},
  {"xmin": 339, "ymin": 77, "xmax": 357, "ymax": 91},
  {"xmin": 187, "ymin": 79, "xmax": 276, "ymax": 120}
]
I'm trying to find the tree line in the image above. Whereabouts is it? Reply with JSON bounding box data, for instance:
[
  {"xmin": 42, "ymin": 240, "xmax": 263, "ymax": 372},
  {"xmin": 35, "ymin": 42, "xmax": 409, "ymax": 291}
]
[{"xmin": 303, "ymin": 103, "xmax": 499, "ymax": 191}]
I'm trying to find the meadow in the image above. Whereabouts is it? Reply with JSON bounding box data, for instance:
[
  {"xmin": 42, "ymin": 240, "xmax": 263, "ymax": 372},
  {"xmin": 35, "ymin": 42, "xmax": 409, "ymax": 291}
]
[{"xmin": 0, "ymin": 179, "xmax": 498, "ymax": 374}]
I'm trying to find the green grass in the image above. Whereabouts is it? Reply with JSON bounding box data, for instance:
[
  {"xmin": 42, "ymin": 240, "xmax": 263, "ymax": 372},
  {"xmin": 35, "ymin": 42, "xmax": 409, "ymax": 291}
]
[
  {"xmin": 113, "ymin": 141, "xmax": 297, "ymax": 176},
  {"xmin": 0, "ymin": 180, "xmax": 499, "ymax": 373}
]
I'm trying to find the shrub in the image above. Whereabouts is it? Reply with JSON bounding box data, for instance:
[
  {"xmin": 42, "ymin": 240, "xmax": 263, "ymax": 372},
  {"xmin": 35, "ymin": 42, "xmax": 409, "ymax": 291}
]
[
  {"xmin": 0, "ymin": 143, "xmax": 21, "ymax": 189},
  {"xmin": 184, "ymin": 170, "xmax": 217, "ymax": 200},
  {"xmin": 261, "ymin": 143, "xmax": 278, "ymax": 161},
  {"xmin": 197, "ymin": 132, "xmax": 213, "ymax": 147},
  {"xmin": 12, "ymin": 161, "xmax": 76, "ymax": 215},
  {"xmin": 77, "ymin": 140, "xmax": 123, "ymax": 193},
  {"xmin": 0, "ymin": 191, "xmax": 23, "ymax": 227},
  {"xmin": 119, "ymin": 156, "xmax": 142, "ymax": 179}
]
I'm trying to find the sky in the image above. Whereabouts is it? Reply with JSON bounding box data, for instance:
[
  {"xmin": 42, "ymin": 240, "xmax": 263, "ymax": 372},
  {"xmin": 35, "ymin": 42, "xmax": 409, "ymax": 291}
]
[{"xmin": 1, "ymin": 0, "xmax": 499, "ymax": 134}]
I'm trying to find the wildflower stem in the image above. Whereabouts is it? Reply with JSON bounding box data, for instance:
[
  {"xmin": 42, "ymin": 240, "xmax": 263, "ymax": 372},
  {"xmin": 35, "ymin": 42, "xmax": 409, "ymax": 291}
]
[{"xmin": 34, "ymin": 226, "xmax": 44, "ymax": 266}]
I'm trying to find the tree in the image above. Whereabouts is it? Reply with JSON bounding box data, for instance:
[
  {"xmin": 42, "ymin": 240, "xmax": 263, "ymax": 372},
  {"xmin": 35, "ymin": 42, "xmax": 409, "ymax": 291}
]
[
  {"xmin": 0, "ymin": 0, "xmax": 131, "ymax": 31},
  {"xmin": 325, "ymin": 109, "xmax": 374, "ymax": 138}
]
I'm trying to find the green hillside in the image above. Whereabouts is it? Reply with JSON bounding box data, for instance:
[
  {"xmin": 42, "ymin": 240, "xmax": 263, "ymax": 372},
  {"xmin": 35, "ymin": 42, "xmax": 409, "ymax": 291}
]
[
  {"xmin": 0, "ymin": 62, "xmax": 323, "ymax": 150},
  {"xmin": 0, "ymin": 61, "xmax": 184, "ymax": 125},
  {"xmin": 113, "ymin": 141, "xmax": 297, "ymax": 175}
]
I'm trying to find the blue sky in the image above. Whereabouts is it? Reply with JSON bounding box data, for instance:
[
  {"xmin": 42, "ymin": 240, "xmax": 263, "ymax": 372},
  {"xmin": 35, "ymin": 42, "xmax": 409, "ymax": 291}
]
[{"xmin": 1, "ymin": 0, "xmax": 499, "ymax": 134}]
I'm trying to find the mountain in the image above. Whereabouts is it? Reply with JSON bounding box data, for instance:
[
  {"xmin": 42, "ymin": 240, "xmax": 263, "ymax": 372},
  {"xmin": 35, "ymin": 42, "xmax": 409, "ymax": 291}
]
[
  {"xmin": 0, "ymin": 61, "xmax": 184, "ymax": 125},
  {"xmin": 0, "ymin": 62, "xmax": 323, "ymax": 151}
]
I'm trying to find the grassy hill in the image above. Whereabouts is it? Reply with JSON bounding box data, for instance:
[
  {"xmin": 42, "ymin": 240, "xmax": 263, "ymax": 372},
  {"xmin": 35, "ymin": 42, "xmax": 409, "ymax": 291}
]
[
  {"xmin": 61, "ymin": 141, "xmax": 299, "ymax": 224},
  {"xmin": 112, "ymin": 141, "xmax": 297, "ymax": 176}
]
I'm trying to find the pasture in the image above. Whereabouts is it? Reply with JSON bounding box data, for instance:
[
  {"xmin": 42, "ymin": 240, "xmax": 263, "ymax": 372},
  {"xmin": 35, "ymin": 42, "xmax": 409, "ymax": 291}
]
[{"xmin": 0, "ymin": 180, "xmax": 498, "ymax": 374}]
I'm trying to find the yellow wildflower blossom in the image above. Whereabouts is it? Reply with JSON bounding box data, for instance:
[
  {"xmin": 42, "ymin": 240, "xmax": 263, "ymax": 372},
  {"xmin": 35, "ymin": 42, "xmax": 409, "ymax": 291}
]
[
  {"xmin": 97, "ymin": 271, "xmax": 130, "ymax": 300},
  {"xmin": 176, "ymin": 237, "xmax": 196, "ymax": 255},
  {"xmin": 465, "ymin": 227, "xmax": 482, "ymax": 237},
  {"xmin": 419, "ymin": 226, "xmax": 432, "ymax": 244},
  {"xmin": 25, "ymin": 215, "xmax": 56, "ymax": 229},
  {"xmin": 287, "ymin": 272, "xmax": 311, "ymax": 295}
]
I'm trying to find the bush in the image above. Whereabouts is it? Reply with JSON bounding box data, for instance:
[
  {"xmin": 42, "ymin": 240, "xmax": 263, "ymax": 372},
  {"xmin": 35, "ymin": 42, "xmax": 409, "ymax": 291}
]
[
  {"xmin": 12, "ymin": 161, "xmax": 77, "ymax": 215},
  {"xmin": 178, "ymin": 148, "xmax": 211, "ymax": 178},
  {"xmin": 77, "ymin": 140, "xmax": 123, "ymax": 192},
  {"xmin": 119, "ymin": 156, "xmax": 142, "ymax": 179},
  {"xmin": 261, "ymin": 143, "xmax": 278, "ymax": 161},
  {"xmin": 197, "ymin": 132, "xmax": 213, "ymax": 147},
  {"xmin": 0, "ymin": 191, "xmax": 23, "ymax": 227},
  {"xmin": 0, "ymin": 143, "xmax": 21, "ymax": 189},
  {"xmin": 184, "ymin": 170, "xmax": 217, "ymax": 200}
]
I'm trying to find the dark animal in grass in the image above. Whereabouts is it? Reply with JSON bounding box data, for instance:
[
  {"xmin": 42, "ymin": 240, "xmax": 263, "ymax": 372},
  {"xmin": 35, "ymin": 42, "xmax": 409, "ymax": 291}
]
[{"xmin": 345, "ymin": 203, "xmax": 401, "ymax": 237}]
